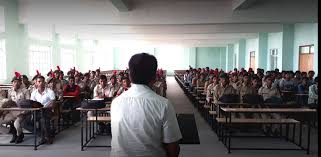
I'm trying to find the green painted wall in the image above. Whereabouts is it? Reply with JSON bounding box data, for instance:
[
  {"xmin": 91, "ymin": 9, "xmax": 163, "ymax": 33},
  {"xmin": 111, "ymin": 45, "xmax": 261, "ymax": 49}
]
[
  {"xmin": 245, "ymin": 38, "xmax": 258, "ymax": 70},
  {"xmin": 293, "ymin": 23, "xmax": 318, "ymax": 74},
  {"xmin": 281, "ymin": 24, "xmax": 294, "ymax": 71},
  {"xmin": 267, "ymin": 32, "xmax": 283, "ymax": 71},
  {"xmin": 195, "ymin": 47, "xmax": 226, "ymax": 69}
]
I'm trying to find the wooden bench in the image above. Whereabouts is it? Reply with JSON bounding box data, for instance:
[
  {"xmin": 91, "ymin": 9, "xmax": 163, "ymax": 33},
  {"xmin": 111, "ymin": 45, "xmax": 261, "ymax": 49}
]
[
  {"xmin": 218, "ymin": 106, "xmax": 317, "ymax": 154},
  {"xmin": 87, "ymin": 116, "xmax": 111, "ymax": 122},
  {"xmin": 216, "ymin": 118, "xmax": 299, "ymax": 124}
]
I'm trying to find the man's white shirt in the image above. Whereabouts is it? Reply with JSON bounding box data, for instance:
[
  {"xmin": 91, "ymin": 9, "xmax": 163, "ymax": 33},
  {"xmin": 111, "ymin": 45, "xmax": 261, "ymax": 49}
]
[
  {"xmin": 30, "ymin": 88, "xmax": 55, "ymax": 107},
  {"xmin": 110, "ymin": 84, "xmax": 182, "ymax": 157}
]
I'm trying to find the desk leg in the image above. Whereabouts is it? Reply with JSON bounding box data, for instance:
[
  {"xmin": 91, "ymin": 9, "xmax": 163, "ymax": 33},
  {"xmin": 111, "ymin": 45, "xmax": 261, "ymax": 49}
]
[
  {"xmin": 33, "ymin": 110, "xmax": 37, "ymax": 150},
  {"xmin": 292, "ymin": 123, "xmax": 296, "ymax": 142},
  {"xmin": 86, "ymin": 113, "xmax": 88, "ymax": 142},
  {"xmin": 307, "ymin": 122, "xmax": 311, "ymax": 154},
  {"xmin": 81, "ymin": 111, "xmax": 84, "ymax": 151},
  {"xmin": 299, "ymin": 123, "xmax": 302, "ymax": 146},
  {"xmin": 228, "ymin": 112, "xmax": 231, "ymax": 154}
]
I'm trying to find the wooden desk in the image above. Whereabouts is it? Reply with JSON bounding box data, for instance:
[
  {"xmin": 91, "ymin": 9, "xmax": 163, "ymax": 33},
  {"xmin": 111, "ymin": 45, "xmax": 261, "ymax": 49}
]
[
  {"xmin": 220, "ymin": 107, "xmax": 316, "ymax": 113},
  {"xmin": 0, "ymin": 107, "xmax": 43, "ymax": 150},
  {"xmin": 218, "ymin": 106, "xmax": 316, "ymax": 154},
  {"xmin": 76, "ymin": 107, "xmax": 111, "ymax": 151}
]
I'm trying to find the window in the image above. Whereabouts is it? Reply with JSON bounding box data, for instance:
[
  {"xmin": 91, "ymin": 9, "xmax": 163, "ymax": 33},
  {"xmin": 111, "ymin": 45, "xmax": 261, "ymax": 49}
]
[
  {"xmin": 249, "ymin": 51, "xmax": 255, "ymax": 71},
  {"xmin": 28, "ymin": 45, "xmax": 52, "ymax": 76},
  {"xmin": 60, "ymin": 36, "xmax": 76, "ymax": 45},
  {"xmin": 61, "ymin": 48, "xmax": 76, "ymax": 72},
  {"xmin": 270, "ymin": 49, "xmax": 278, "ymax": 70},
  {"xmin": 0, "ymin": 39, "xmax": 6, "ymax": 80},
  {"xmin": 299, "ymin": 45, "xmax": 314, "ymax": 54},
  {"xmin": 156, "ymin": 46, "xmax": 186, "ymax": 74}
]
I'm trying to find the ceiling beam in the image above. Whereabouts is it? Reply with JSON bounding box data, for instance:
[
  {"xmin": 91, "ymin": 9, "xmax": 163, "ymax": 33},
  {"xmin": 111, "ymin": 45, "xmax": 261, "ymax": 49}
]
[
  {"xmin": 232, "ymin": 0, "xmax": 258, "ymax": 10},
  {"xmin": 110, "ymin": 0, "xmax": 131, "ymax": 12}
]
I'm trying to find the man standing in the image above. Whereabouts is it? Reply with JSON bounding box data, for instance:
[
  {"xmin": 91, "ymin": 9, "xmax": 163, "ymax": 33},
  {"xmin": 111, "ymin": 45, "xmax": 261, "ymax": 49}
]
[{"xmin": 111, "ymin": 53, "xmax": 182, "ymax": 157}]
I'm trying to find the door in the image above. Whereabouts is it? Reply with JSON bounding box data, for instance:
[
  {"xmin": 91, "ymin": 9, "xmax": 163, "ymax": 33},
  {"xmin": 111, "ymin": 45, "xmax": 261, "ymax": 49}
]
[{"xmin": 299, "ymin": 45, "xmax": 314, "ymax": 72}]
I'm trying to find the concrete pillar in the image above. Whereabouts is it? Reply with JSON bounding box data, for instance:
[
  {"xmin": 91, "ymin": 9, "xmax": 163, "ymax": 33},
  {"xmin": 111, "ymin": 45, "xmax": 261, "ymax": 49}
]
[
  {"xmin": 226, "ymin": 44, "xmax": 234, "ymax": 71},
  {"xmin": 282, "ymin": 24, "xmax": 294, "ymax": 71},
  {"xmin": 238, "ymin": 39, "xmax": 246, "ymax": 69},
  {"xmin": 258, "ymin": 32, "xmax": 268, "ymax": 70}
]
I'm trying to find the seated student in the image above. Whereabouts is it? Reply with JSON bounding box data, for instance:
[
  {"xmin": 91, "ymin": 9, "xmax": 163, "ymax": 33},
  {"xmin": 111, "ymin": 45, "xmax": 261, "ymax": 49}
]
[
  {"xmin": 213, "ymin": 73, "xmax": 237, "ymax": 103},
  {"xmin": 89, "ymin": 71, "xmax": 97, "ymax": 96},
  {"xmin": 105, "ymin": 75, "xmax": 120, "ymax": 98},
  {"xmin": 230, "ymin": 73, "xmax": 240, "ymax": 90},
  {"xmin": 7, "ymin": 74, "xmax": 31, "ymax": 143},
  {"xmin": 297, "ymin": 77, "xmax": 309, "ymax": 94},
  {"xmin": 308, "ymin": 77, "xmax": 318, "ymax": 108},
  {"xmin": 93, "ymin": 75, "xmax": 109, "ymax": 100},
  {"xmin": 116, "ymin": 77, "xmax": 131, "ymax": 96},
  {"xmin": 297, "ymin": 77, "xmax": 309, "ymax": 106},
  {"xmin": 259, "ymin": 75, "xmax": 282, "ymax": 103},
  {"xmin": 196, "ymin": 73, "xmax": 206, "ymax": 90},
  {"xmin": 205, "ymin": 76, "xmax": 218, "ymax": 104},
  {"xmin": 239, "ymin": 74, "xmax": 256, "ymax": 102},
  {"xmin": 21, "ymin": 75, "xmax": 31, "ymax": 89},
  {"xmin": 30, "ymin": 75, "xmax": 56, "ymax": 144},
  {"xmin": 279, "ymin": 71, "xmax": 295, "ymax": 91},
  {"xmin": 307, "ymin": 70, "xmax": 315, "ymax": 86},
  {"xmin": 183, "ymin": 70, "xmax": 190, "ymax": 85},
  {"xmin": 258, "ymin": 75, "xmax": 282, "ymax": 135},
  {"xmin": 272, "ymin": 72, "xmax": 282, "ymax": 88},
  {"xmin": 251, "ymin": 75, "xmax": 261, "ymax": 93},
  {"xmin": 204, "ymin": 75, "xmax": 213, "ymax": 95},
  {"xmin": 58, "ymin": 71, "xmax": 68, "ymax": 85},
  {"xmin": 191, "ymin": 72, "xmax": 199, "ymax": 89},
  {"xmin": 62, "ymin": 76, "xmax": 81, "ymax": 109},
  {"xmin": 293, "ymin": 71, "xmax": 302, "ymax": 86},
  {"xmin": 75, "ymin": 73, "xmax": 85, "ymax": 91},
  {"xmin": 81, "ymin": 73, "xmax": 91, "ymax": 98},
  {"xmin": 301, "ymin": 71, "xmax": 308, "ymax": 78}
]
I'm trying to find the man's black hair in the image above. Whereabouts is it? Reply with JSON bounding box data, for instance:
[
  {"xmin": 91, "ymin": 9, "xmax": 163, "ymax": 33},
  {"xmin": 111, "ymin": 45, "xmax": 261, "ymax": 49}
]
[
  {"xmin": 22, "ymin": 75, "xmax": 28, "ymax": 80},
  {"xmin": 68, "ymin": 76, "xmax": 75, "ymax": 80},
  {"xmin": 128, "ymin": 53, "xmax": 158, "ymax": 85},
  {"xmin": 36, "ymin": 75, "xmax": 45, "ymax": 81},
  {"xmin": 99, "ymin": 75, "xmax": 107, "ymax": 81}
]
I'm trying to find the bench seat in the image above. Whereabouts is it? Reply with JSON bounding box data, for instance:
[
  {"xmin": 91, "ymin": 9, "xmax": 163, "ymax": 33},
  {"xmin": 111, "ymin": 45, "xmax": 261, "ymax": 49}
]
[{"xmin": 216, "ymin": 118, "xmax": 299, "ymax": 124}]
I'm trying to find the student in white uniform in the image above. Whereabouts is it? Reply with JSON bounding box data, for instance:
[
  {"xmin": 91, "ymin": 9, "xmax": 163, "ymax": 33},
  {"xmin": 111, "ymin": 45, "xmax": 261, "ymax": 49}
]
[{"xmin": 111, "ymin": 53, "xmax": 182, "ymax": 157}]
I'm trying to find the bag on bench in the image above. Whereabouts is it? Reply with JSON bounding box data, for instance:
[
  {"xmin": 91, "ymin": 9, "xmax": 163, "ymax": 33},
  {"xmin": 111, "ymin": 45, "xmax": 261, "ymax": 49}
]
[
  {"xmin": 81, "ymin": 100, "xmax": 106, "ymax": 109},
  {"xmin": 219, "ymin": 94, "xmax": 240, "ymax": 103},
  {"xmin": 16, "ymin": 99, "xmax": 43, "ymax": 108},
  {"xmin": 243, "ymin": 94, "xmax": 264, "ymax": 104}
]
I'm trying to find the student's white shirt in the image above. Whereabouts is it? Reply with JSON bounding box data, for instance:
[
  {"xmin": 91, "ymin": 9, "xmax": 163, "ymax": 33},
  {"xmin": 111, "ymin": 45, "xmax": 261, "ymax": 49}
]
[
  {"xmin": 30, "ymin": 88, "xmax": 55, "ymax": 107},
  {"xmin": 110, "ymin": 84, "xmax": 182, "ymax": 157}
]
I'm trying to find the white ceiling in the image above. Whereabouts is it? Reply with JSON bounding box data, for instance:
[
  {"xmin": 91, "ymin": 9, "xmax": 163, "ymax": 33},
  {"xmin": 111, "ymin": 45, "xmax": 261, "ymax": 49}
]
[{"xmin": 5, "ymin": 0, "xmax": 319, "ymax": 46}]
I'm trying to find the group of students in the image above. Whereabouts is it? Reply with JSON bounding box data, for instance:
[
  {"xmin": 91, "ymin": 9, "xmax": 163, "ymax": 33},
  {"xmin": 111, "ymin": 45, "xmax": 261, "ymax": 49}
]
[
  {"xmin": 183, "ymin": 67, "xmax": 318, "ymax": 135},
  {"xmin": 0, "ymin": 66, "xmax": 167, "ymax": 145},
  {"xmin": 184, "ymin": 67, "xmax": 318, "ymax": 106}
]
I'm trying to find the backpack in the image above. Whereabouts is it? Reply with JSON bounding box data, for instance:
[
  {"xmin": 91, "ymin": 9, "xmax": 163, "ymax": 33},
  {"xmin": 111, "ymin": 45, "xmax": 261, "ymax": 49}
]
[
  {"xmin": 17, "ymin": 99, "xmax": 43, "ymax": 108},
  {"xmin": 242, "ymin": 94, "xmax": 264, "ymax": 104},
  {"xmin": 81, "ymin": 100, "xmax": 106, "ymax": 109},
  {"xmin": 219, "ymin": 94, "xmax": 240, "ymax": 103}
]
